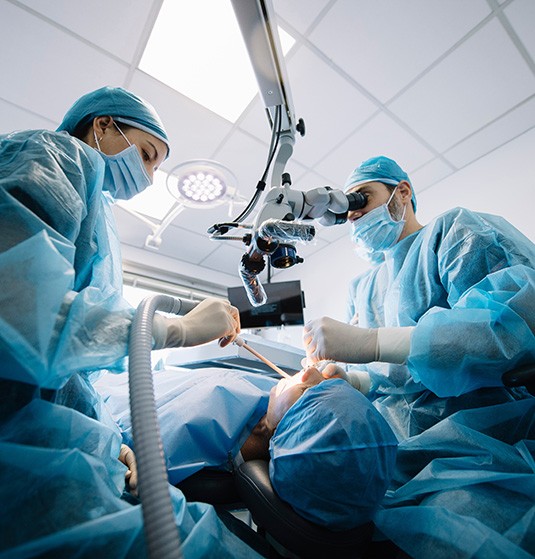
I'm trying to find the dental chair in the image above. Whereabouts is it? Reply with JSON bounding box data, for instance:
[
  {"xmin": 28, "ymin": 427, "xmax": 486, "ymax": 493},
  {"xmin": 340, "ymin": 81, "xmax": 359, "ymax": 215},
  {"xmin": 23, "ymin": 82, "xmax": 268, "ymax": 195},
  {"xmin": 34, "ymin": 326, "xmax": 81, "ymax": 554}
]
[{"xmin": 176, "ymin": 462, "xmax": 381, "ymax": 559}]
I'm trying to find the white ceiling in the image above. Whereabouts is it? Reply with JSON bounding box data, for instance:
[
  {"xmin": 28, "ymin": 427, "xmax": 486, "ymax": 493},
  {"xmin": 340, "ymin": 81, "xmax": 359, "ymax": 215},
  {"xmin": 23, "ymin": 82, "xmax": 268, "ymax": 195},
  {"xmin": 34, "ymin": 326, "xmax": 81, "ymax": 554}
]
[{"xmin": 1, "ymin": 0, "xmax": 535, "ymax": 320}]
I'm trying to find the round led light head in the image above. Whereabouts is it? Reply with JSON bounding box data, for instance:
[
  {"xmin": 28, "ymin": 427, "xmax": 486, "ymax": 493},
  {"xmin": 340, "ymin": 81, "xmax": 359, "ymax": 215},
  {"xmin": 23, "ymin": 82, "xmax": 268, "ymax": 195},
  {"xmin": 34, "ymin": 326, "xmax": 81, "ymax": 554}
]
[{"xmin": 167, "ymin": 160, "xmax": 237, "ymax": 209}]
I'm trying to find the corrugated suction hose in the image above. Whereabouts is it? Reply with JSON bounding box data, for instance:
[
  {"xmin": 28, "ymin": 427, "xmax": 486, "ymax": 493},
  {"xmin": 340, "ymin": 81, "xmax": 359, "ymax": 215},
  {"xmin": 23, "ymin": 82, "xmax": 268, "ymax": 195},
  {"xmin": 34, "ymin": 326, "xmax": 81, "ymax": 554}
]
[{"xmin": 128, "ymin": 295, "xmax": 196, "ymax": 559}]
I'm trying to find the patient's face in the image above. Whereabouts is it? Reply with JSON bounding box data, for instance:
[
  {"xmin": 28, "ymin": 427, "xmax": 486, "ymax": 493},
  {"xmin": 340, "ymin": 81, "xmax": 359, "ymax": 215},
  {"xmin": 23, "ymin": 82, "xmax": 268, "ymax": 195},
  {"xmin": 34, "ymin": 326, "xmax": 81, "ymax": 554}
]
[{"xmin": 266, "ymin": 367, "xmax": 324, "ymax": 432}]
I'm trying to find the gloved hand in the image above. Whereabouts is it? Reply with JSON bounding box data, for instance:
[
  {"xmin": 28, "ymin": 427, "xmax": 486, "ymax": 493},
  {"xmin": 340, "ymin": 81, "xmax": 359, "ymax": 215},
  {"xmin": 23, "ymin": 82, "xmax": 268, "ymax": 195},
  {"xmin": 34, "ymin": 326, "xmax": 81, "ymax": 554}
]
[
  {"xmin": 300, "ymin": 359, "xmax": 371, "ymax": 394},
  {"xmin": 303, "ymin": 317, "xmax": 379, "ymax": 364},
  {"xmin": 152, "ymin": 298, "xmax": 240, "ymax": 349},
  {"xmin": 119, "ymin": 444, "xmax": 138, "ymax": 496},
  {"xmin": 320, "ymin": 362, "xmax": 349, "ymax": 381}
]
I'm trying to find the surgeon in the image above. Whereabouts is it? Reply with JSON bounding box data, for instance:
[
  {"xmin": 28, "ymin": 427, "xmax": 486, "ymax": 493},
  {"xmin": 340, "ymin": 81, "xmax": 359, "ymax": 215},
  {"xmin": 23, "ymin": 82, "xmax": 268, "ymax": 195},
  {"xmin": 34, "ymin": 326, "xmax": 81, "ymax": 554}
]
[
  {"xmin": 0, "ymin": 87, "xmax": 255, "ymax": 559},
  {"xmin": 303, "ymin": 155, "xmax": 535, "ymax": 558},
  {"xmin": 95, "ymin": 364, "xmax": 398, "ymax": 531}
]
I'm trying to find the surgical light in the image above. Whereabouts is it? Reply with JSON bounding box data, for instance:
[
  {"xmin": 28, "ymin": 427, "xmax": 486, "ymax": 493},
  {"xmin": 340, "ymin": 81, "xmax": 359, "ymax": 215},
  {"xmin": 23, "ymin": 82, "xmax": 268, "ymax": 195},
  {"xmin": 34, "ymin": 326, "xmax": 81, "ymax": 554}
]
[
  {"xmin": 116, "ymin": 161, "xmax": 244, "ymax": 251},
  {"xmin": 167, "ymin": 160, "xmax": 238, "ymax": 209}
]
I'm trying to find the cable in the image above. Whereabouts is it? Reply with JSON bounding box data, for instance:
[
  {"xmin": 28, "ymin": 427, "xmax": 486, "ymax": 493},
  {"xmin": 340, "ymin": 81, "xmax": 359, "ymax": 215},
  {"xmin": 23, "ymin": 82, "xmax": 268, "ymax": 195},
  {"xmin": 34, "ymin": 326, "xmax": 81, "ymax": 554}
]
[{"xmin": 232, "ymin": 105, "xmax": 282, "ymax": 224}]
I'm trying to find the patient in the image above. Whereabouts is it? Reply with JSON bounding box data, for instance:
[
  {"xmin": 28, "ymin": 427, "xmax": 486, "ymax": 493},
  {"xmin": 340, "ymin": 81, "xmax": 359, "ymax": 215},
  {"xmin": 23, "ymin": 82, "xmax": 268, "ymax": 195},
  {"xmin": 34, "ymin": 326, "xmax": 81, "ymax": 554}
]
[{"xmin": 96, "ymin": 366, "xmax": 398, "ymax": 530}]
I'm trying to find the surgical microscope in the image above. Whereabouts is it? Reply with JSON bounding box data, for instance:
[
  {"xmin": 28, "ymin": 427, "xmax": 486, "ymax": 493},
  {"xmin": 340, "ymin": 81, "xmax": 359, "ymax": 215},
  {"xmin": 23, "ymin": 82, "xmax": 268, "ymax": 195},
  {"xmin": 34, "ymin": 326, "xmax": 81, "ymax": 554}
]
[{"xmin": 206, "ymin": 0, "xmax": 368, "ymax": 307}]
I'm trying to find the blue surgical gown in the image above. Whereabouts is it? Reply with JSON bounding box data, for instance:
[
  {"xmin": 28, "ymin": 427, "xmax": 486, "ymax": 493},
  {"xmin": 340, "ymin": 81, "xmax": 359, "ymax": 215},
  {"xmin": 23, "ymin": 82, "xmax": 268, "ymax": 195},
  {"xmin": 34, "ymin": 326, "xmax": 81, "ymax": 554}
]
[
  {"xmin": 347, "ymin": 207, "xmax": 535, "ymax": 558},
  {"xmin": 0, "ymin": 130, "xmax": 261, "ymax": 558}
]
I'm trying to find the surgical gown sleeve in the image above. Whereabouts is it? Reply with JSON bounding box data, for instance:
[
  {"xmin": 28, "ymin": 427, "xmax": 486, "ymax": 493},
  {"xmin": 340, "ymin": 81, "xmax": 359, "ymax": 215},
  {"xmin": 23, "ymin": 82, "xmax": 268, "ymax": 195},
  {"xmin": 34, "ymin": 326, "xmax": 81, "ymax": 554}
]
[
  {"xmin": 0, "ymin": 130, "xmax": 134, "ymax": 389},
  {"xmin": 408, "ymin": 209, "xmax": 535, "ymax": 397}
]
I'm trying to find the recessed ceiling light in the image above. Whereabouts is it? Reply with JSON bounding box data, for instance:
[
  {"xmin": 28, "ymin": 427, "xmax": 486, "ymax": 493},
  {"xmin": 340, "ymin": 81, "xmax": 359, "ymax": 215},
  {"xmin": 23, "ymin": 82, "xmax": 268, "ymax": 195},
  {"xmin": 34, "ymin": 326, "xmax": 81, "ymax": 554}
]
[{"xmin": 139, "ymin": 0, "xmax": 295, "ymax": 122}]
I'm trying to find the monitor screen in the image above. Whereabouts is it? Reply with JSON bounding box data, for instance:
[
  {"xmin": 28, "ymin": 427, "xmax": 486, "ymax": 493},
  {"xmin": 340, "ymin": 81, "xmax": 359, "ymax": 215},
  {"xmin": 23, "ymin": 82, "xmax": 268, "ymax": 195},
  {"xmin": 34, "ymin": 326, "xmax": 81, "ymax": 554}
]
[{"xmin": 227, "ymin": 280, "xmax": 305, "ymax": 328}]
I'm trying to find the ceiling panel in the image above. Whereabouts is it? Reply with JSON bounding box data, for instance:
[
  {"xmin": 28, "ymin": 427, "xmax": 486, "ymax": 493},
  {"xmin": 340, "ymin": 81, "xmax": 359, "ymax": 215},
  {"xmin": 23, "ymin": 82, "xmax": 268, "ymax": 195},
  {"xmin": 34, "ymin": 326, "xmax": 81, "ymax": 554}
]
[
  {"xmin": 415, "ymin": 127, "xmax": 535, "ymax": 240},
  {"xmin": 388, "ymin": 18, "xmax": 535, "ymax": 152},
  {"xmin": 166, "ymin": 203, "xmax": 236, "ymax": 235},
  {"xmin": 444, "ymin": 96, "xmax": 535, "ymax": 168},
  {"xmin": 210, "ymin": 128, "xmax": 271, "ymax": 199},
  {"xmin": 504, "ymin": 0, "xmax": 535, "ymax": 60},
  {"xmin": 308, "ymin": 0, "xmax": 490, "ymax": 103},
  {"xmin": 17, "ymin": 0, "xmax": 158, "ymax": 62},
  {"xmin": 0, "ymin": 98, "xmax": 55, "ymax": 132},
  {"xmin": 272, "ymin": 0, "xmax": 330, "ymax": 35},
  {"xmin": 409, "ymin": 157, "xmax": 455, "ymax": 194},
  {"xmin": 282, "ymin": 46, "xmax": 377, "ymax": 167},
  {"xmin": 235, "ymin": 95, "xmax": 274, "ymax": 145},
  {"xmin": 198, "ymin": 242, "xmax": 248, "ymax": 277},
  {"xmin": 151, "ymin": 223, "xmax": 215, "ymax": 264},
  {"xmin": 0, "ymin": 1, "xmax": 128, "ymax": 123},
  {"xmin": 113, "ymin": 206, "xmax": 156, "ymax": 248},
  {"xmin": 129, "ymin": 70, "xmax": 234, "ymax": 174},
  {"xmin": 315, "ymin": 112, "xmax": 437, "ymax": 187}
]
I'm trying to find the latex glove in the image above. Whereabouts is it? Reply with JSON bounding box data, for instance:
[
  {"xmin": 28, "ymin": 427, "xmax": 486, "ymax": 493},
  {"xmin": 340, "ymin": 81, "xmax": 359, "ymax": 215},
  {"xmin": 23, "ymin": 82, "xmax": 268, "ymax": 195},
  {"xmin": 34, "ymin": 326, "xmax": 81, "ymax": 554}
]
[
  {"xmin": 317, "ymin": 362, "xmax": 370, "ymax": 394},
  {"xmin": 303, "ymin": 317, "xmax": 378, "ymax": 364},
  {"xmin": 119, "ymin": 444, "xmax": 138, "ymax": 496},
  {"xmin": 320, "ymin": 362, "xmax": 349, "ymax": 381},
  {"xmin": 152, "ymin": 298, "xmax": 240, "ymax": 349}
]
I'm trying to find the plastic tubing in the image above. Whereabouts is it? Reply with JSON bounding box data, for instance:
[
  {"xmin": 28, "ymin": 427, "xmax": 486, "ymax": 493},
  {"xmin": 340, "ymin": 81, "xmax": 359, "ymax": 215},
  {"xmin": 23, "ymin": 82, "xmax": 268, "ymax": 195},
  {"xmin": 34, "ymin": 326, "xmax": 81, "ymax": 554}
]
[
  {"xmin": 128, "ymin": 295, "xmax": 196, "ymax": 559},
  {"xmin": 258, "ymin": 219, "xmax": 315, "ymax": 243},
  {"xmin": 239, "ymin": 259, "xmax": 267, "ymax": 307}
]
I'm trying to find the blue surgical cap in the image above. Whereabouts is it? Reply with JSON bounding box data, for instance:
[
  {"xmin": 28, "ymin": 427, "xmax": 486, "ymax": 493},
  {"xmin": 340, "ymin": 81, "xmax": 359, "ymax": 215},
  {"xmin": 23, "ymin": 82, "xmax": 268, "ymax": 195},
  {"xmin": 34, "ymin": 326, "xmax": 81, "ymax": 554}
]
[
  {"xmin": 344, "ymin": 155, "xmax": 416, "ymax": 211},
  {"xmin": 57, "ymin": 86, "xmax": 170, "ymax": 156},
  {"xmin": 269, "ymin": 380, "xmax": 398, "ymax": 530}
]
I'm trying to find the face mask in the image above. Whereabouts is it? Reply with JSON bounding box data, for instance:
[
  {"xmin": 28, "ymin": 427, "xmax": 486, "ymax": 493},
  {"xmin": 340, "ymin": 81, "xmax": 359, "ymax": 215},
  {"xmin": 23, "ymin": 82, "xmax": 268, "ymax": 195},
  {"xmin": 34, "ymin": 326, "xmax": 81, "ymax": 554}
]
[
  {"xmin": 350, "ymin": 187, "xmax": 406, "ymax": 254},
  {"xmin": 94, "ymin": 123, "xmax": 151, "ymax": 200}
]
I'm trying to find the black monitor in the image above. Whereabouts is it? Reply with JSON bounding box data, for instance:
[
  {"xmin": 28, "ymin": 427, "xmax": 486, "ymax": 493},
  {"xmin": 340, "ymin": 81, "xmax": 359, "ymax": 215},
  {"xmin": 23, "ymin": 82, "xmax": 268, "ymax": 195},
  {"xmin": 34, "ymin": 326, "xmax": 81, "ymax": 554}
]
[{"xmin": 227, "ymin": 280, "xmax": 305, "ymax": 328}]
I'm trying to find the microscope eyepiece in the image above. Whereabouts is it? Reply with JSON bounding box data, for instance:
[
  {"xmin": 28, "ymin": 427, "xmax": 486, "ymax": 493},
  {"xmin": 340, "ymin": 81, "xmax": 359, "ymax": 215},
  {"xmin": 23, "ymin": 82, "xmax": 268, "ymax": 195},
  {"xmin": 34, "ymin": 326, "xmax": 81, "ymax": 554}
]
[{"xmin": 346, "ymin": 191, "xmax": 368, "ymax": 211}]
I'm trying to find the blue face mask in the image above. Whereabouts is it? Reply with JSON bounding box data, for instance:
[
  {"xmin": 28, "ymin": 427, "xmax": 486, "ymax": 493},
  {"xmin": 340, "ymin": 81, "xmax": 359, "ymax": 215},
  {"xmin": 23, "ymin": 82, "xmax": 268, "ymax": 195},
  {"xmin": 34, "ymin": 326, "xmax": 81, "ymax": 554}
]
[
  {"xmin": 94, "ymin": 124, "xmax": 151, "ymax": 200},
  {"xmin": 350, "ymin": 187, "xmax": 406, "ymax": 254}
]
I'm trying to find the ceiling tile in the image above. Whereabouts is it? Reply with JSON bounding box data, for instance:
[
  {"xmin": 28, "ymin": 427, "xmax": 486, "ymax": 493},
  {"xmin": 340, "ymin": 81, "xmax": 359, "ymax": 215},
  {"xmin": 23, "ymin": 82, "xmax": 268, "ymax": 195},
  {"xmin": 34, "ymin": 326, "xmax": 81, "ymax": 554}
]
[
  {"xmin": 308, "ymin": 0, "xmax": 490, "ymax": 103},
  {"xmin": 121, "ymin": 243, "xmax": 238, "ymax": 286},
  {"xmin": 212, "ymin": 129, "xmax": 271, "ymax": 199},
  {"xmin": 388, "ymin": 19, "xmax": 535, "ymax": 152},
  {"xmin": 0, "ymin": 2, "xmax": 128, "ymax": 124},
  {"xmin": 416, "ymin": 127, "xmax": 535, "ymax": 242},
  {"xmin": 504, "ymin": 0, "xmax": 535, "ymax": 61},
  {"xmin": 315, "ymin": 112, "xmax": 436, "ymax": 186},
  {"xmin": 129, "ymin": 71, "xmax": 233, "ymax": 174},
  {"xmin": 272, "ymin": 0, "xmax": 329, "ymax": 35},
  {"xmin": 18, "ymin": 0, "xmax": 156, "ymax": 62},
  {"xmin": 0, "ymin": 99, "xmax": 55, "ymax": 132},
  {"xmin": 444, "ymin": 96, "xmax": 535, "ymax": 168},
  {"xmin": 153, "ymin": 223, "xmax": 215, "ymax": 264},
  {"xmin": 236, "ymin": 96, "xmax": 274, "ymax": 143},
  {"xmin": 409, "ymin": 158, "xmax": 454, "ymax": 194},
  {"xmin": 113, "ymin": 206, "xmax": 154, "ymax": 248},
  {"xmin": 282, "ymin": 46, "xmax": 377, "ymax": 166},
  {"xmin": 197, "ymin": 243, "xmax": 245, "ymax": 277},
  {"xmin": 167, "ymin": 204, "xmax": 239, "ymax": 236}
]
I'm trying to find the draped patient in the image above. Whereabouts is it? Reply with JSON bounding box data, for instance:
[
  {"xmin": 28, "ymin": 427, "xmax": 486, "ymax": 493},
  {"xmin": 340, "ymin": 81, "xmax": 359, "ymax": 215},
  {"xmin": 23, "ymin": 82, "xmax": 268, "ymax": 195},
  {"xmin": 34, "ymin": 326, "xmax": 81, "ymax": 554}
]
[{"xmin": 96, "ymin": 365, "xmax": 398, "ymax": 530}]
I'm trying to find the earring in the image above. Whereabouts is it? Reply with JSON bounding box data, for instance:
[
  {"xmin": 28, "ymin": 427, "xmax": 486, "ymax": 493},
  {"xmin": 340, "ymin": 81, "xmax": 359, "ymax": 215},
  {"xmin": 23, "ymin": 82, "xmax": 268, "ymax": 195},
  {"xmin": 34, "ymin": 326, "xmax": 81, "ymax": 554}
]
[{"xmin": 93, "ymin": 131, "xmax": 103, "ymax": 151}]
